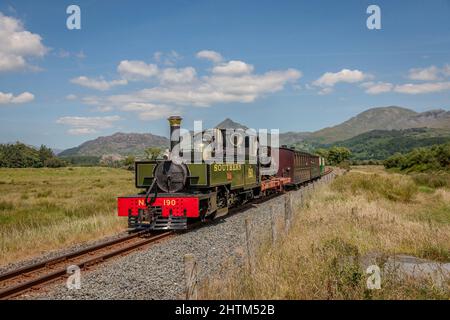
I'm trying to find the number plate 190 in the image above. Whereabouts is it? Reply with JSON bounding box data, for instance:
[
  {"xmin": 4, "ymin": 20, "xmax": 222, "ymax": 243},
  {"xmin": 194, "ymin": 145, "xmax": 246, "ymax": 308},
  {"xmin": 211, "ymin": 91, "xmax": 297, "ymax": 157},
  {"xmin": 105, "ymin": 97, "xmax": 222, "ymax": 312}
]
[{"xmin": 163, "ymin": 199, "xmax": 177, "ymax": 206}]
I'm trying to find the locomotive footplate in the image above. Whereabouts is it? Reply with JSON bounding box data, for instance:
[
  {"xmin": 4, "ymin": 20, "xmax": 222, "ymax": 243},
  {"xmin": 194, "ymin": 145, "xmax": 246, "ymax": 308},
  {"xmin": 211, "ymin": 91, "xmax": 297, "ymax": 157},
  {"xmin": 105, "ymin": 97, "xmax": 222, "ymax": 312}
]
[{"xmin": 132, "ymin": 206, "xmax": 188, "ymax": 230}]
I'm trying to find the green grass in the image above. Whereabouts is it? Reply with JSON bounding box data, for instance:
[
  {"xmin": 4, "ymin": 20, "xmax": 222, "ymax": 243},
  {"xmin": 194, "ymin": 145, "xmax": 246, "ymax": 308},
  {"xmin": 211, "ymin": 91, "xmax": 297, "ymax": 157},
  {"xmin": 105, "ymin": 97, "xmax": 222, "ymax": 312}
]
[
  {"xmin": 411, "ymin": 172, "xmax": 450, "ymax": 189},
  {"xmin": 331, "ymin": 172, "xmax": 418, "ymax": 202},
  {"xmin": 202, "ymin": 169, "xmax": 450, "ymax": 300},
  {"xmin": 0, "ymin": 167, "xmax": 139, "ymax": 265}
]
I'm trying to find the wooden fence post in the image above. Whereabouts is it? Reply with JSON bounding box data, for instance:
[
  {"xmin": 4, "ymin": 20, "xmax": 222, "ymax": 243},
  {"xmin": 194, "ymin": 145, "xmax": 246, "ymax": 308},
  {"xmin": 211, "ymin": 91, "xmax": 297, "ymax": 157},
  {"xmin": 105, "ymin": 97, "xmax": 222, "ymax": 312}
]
[
  {"xmin": 245, "ymin": 218, "xmax": 255, "ymax": 273},
  {"xmin": 184, "ymin": 254, "xmax": 198, "ymax": 300},
  {"xmin": 284, "ymin": 193, "xmax": 292, "ymax": 233},
  {"xmin": 271, "ymin": 206, "xmax": 277, "ymax": 245}
]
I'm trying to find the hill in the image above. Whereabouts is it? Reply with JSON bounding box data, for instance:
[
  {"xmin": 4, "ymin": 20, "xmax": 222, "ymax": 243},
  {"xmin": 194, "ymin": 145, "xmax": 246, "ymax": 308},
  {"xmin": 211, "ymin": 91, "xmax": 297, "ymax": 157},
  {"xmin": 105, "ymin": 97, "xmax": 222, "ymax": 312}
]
[
  {"xmin": 59, "ymin": 132, "xmax": 169, "ymax": 157},
  {"xmin": 325, "ymin": 127, "xmax": 450, "ymax": 160},
  {"xmin": 215, "ymin": 118, "xmax": 248, "ymax": 130},
  {"xmin": 59, "ymin": 107, "xmax": 450, "ymax": 158},
  {"xmin": 308, "ymin": 106, "xmax": 450, "ymax": 144}
]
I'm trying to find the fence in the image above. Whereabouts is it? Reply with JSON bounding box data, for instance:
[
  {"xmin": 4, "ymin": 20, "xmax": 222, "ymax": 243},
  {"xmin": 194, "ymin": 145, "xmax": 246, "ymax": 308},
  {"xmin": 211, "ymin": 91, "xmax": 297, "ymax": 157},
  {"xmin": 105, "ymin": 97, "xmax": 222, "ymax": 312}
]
[{"xmin": 183, "ymin": 170, "xmax": 337, "ymax": 299}]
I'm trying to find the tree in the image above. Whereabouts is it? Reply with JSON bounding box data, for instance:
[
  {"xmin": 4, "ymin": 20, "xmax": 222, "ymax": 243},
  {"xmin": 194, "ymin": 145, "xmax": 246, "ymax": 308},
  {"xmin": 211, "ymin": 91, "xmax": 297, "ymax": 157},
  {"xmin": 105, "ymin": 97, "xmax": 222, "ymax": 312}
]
[
  {"xmin": 145, "ymin": 147, "xmax": 162, "ymax": 160},
  {"xmin": 123, "ymin": 155, "xmax": 135, "ymax": 170},
  {"xmin": 38, "ymin": 145, "xmax": 55, "ymax": 164},
  {"xmin": 314, "ymin": 148, "xmax": 329, "ymax": 159},
  {"xmin": 327, "ymin": 146, "xmax": 351, "ymax": 165}
]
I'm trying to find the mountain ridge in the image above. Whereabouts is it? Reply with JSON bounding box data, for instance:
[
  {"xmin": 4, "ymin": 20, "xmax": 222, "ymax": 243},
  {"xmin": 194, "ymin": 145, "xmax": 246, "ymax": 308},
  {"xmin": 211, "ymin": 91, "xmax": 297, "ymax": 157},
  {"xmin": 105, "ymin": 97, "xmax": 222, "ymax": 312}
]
[{"xmin": 59, "ymin": 106, "xmax": 450, "ymax": 157}]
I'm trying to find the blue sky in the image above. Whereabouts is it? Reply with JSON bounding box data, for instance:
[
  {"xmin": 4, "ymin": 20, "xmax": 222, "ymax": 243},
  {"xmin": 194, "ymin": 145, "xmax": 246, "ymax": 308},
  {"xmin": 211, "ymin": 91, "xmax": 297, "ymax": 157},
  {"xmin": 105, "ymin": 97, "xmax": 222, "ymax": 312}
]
[{"xmin": 1, "ymin": 0, "xmax": 449, "ymax": 149}]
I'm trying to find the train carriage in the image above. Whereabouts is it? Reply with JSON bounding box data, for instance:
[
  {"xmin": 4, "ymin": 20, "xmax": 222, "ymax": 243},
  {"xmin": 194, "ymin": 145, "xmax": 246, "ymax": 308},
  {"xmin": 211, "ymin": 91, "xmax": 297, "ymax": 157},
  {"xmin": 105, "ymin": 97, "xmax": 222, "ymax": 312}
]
[
  {"xmin": 277, "ymin": 146, "xmax": 321, "ymax": 188},
  {"xmin": 118, "ymin": 116, "xmax": 325, "ymax": 231}
]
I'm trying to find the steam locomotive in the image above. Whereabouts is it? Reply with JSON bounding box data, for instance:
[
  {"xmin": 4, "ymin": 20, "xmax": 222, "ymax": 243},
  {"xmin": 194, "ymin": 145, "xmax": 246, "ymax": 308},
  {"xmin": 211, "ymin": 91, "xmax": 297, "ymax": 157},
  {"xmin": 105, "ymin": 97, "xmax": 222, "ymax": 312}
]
[{"xmin": 118, "ymin": 116, "xmax": 325, "ymax": 230}]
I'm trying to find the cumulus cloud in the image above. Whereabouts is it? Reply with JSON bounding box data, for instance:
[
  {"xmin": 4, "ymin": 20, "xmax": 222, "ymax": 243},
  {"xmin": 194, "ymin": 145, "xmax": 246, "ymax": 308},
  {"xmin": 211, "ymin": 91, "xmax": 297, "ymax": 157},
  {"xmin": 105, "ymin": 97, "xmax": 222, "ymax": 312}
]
[
  {"xmin": 407, "ymin": 64, "xmax": 450, "ymax": 81},
  {"xmin": 105, "ymin": 68, "xmax": 301, "ymax": 107},
  {"xmin": 361, "ymin": 82, "xmax": 394, "ymax": 95},
  {"xmin": 66, "ymin": 94, "xmax": 77, "ymax": 100},
  {"xmin": 443, "ymin": 64, "xmax": 450, "ymax": 77},
  {"xmin": 196, "ymin": 50, "xmax": 223, "ymax": 64},
  {"xmin": 153, "ymin": 50, "xmax": 182, "ymax": 66},
  {"xmin": 0, "ymin": 91, "xmax": 34, "ymax": 104},
  {"xmin": 77, "ymin": 51, "xmax": 302, "ymax": 112},
  {"xmin": 159, "ymin": 67, "xmax": 196, "ymax": 84},
  {"xmin": 394, "ymin": 82, "xmax": 450, "ymax": 94},
  {"xmin": 313, "ymin": 69, "xmax": 370, "ymax": 87},
  {"xmin": 73, "ymin": 51, "xmax": 301, "ymax": 122},
  {"xmin": 117, "ymin": 60, "xmax": 158, "ymax": 80},
  {"xmin": 408, "ymin": 66, "xmax": 441, "ymax": 81},
  {"xmin": 70, "ymin": 76, "xmax": 128, "ymax": 91},
  {"xmin": 56, "ymin": 115, "xmax": 121, "ymax": 135},
  {"xmin": 318, "ymin": 87, "xmax": 334, "ymax": 95},
  {"xmin": 0, "ymin": 12, "xmax": 48, "ymax": 72},
  {"xmin": 67, "ymin": 128, "xmax": 97, "ymax": 135},
  {"xmin": 120, "ymin": 102, "xmax": 181, "ymax": 120},
  {"xmin": 212, "ymin": 60, "xmax": 254, "ymax": 75}
]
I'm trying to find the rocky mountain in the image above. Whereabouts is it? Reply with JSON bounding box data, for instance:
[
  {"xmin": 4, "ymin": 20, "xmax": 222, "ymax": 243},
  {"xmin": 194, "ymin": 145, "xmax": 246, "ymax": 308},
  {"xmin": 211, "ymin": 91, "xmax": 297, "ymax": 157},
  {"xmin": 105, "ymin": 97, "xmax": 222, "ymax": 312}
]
[
  {"xmin": 59, "ymin": 132, "xmax": 169, "ymax": 157},
  {"xmin": 59, "ymin": 106, "xmax": 449, "ymax": 157},
  {"xmin": 308, "ymin": 106, "xmax": 450, "ymax": 144},
  {"xmin": 279, "ymin": 131, "xmax": 312, "ymax": 146},
  {"xmin": 215, "ymin": 118, "xmax": 248, "ymax": 130}
]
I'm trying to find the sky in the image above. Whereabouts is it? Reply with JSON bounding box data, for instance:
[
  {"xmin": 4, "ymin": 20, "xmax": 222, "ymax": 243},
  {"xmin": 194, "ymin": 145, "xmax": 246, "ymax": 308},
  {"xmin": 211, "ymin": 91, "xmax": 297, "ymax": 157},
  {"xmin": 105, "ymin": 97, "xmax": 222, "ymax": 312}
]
[{"xmin": 0, "ymin": 0, "xmax": 449, "ymax": 149}]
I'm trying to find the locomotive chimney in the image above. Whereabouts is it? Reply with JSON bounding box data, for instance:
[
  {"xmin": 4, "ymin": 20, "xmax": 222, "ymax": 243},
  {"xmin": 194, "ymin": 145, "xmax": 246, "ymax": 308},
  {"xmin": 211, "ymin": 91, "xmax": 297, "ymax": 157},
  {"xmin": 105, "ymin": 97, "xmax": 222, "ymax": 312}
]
[{"xmin": 168, "ymin": 115, "xmax": 182, "ymax": 152}]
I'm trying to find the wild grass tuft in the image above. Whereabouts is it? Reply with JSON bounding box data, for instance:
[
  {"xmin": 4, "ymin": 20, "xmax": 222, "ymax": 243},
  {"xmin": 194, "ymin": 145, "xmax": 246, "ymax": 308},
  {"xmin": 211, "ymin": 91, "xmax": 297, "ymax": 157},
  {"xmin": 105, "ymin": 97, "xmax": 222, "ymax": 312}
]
[{"xmin": 331, "ymin": 172, "xmax": 418, "ymax": 202}]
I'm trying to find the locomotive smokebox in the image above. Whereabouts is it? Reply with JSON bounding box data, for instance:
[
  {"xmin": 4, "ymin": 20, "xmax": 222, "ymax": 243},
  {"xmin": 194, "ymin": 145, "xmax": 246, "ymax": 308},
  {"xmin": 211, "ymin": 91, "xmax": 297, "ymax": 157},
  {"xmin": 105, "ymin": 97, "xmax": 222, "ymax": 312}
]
[{"xmin": 168, "ymin": 115, "xmax": 182, "ymax": 152}]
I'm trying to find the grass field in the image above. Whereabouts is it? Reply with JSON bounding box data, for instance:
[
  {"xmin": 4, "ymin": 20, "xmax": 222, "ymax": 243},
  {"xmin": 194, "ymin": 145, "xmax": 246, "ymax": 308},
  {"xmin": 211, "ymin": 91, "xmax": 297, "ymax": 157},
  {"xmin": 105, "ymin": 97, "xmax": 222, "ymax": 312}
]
[
  {"xmin": 0, "ymin": 167, "xmax": 138, "ymax": 265},
  {"xmin": 201, "ymin": 166, "xmax": 450, "ymax": 299}
]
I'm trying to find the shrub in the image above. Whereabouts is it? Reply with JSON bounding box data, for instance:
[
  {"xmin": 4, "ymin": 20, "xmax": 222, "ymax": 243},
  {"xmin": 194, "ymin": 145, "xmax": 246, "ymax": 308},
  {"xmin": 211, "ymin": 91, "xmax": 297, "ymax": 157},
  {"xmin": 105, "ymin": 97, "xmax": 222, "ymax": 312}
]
[
  {"xmin": 44, "ymin": 157, "xmax": 67, "ymax": 168},
  {"xmin": 384, "ymin": 142, "xmax": 450, "ymax": 172}
]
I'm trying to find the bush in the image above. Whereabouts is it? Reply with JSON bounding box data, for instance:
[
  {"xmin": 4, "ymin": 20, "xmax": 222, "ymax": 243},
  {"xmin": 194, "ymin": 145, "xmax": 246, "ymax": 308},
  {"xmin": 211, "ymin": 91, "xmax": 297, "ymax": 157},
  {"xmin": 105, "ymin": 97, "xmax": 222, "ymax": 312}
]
[
  {"xmin": 44, "ymin": 157, "xmax": 67, "ymax": 168},
  {"xmin": 384, "ymin": 142, "xmax": 450, "ymax": 172}
]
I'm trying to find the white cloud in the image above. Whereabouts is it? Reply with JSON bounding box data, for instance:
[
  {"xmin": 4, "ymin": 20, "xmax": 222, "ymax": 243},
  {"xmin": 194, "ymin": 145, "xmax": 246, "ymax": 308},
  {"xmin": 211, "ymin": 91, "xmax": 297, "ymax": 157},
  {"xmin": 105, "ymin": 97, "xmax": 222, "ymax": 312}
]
[
  {"xmin": 56, "ymin": 115, "xmax": 121, "ymax": 135},
  {"xmin": 56, "ymin": 49, "xmax": 86, "ymax": 59},
  {"xmin": 67, "ymin": 128, "xmax": 97, "ymax": 135},
  {"xmin": 76, "ymin": 51, "xmax": 302, "ymax": 119},
  {"xmin": 408, "ymin": 66, "xmax": 440, "ymax": 81},
  {"xmin": 361, "ymin": 81, "xmax": 394, "ymax": 95},
  {"xmin": 70, "ymin": 76, "xmax": 128, "ymax": 91},
  {"xmin": 66, "ymin": 94, "xmax": 77, "ymax": 100},
  {"xmin": 0, "ymin": 91, "xmax": 34, "ymax": 104},
  {"xmin": 117, "ymin": 60, "xmax": 158, "ymax": 80},
  {"xmin": 196, "ymin": 50, "xmax": 223, "ymax": 63},
  {"xmin": 0, "ymin": 12, "xmax": 48, "ymax": 72},
  {"xmin": 318, "ymin": 87, "xmax": 334, "ymax": 95},
  {"xmin": 106, "ymin": 68, "xmax": 301, "ymax": 107},
  {"xmin": 121, "ymin": 102, "xmax": 180, "ymax": 120},
  {"xmin": 443, "ymin": 64, "xmax": 450, "ymax": 77},
  {"xmin": 394, "ymin": 82, "xmax": 450, "ymax": 94},
  {"xmin": 75, "ymin": 50, "xmax": 86, "ymax": 59},
  {"xmin": 212, "ymin": 60, "xmax": 254, "ymax": 75},
  {"xmin": 313, "ymin": 69, "xmax": 370, "ymax": 87},
  {"xmin": 159, "ymin": 67, "xmax": 196, "ymax": 84},
  {"xmin": 153, "ymin": 50, "xmax": 182, "ymax": 66}
]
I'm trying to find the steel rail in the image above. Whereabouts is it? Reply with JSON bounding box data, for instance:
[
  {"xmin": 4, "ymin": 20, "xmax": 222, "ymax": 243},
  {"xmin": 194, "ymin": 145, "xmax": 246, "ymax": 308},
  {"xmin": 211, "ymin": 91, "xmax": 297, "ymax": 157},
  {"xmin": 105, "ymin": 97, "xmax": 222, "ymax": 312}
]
[{"xmin": 0, "ymin": 231, "xmax": 172, "ymax": 300}]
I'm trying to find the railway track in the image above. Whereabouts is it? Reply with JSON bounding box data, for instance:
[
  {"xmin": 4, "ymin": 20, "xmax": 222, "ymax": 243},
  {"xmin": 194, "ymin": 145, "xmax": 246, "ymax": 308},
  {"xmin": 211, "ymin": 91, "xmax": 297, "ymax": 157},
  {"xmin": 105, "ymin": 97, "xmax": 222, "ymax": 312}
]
[
  {"xmin": 0, "ymin": 231, "xmax": 173, "ymax": 300},
  {"xmin": 0, "ymin": 169, "xmax": 334, "ymax": 300}
]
